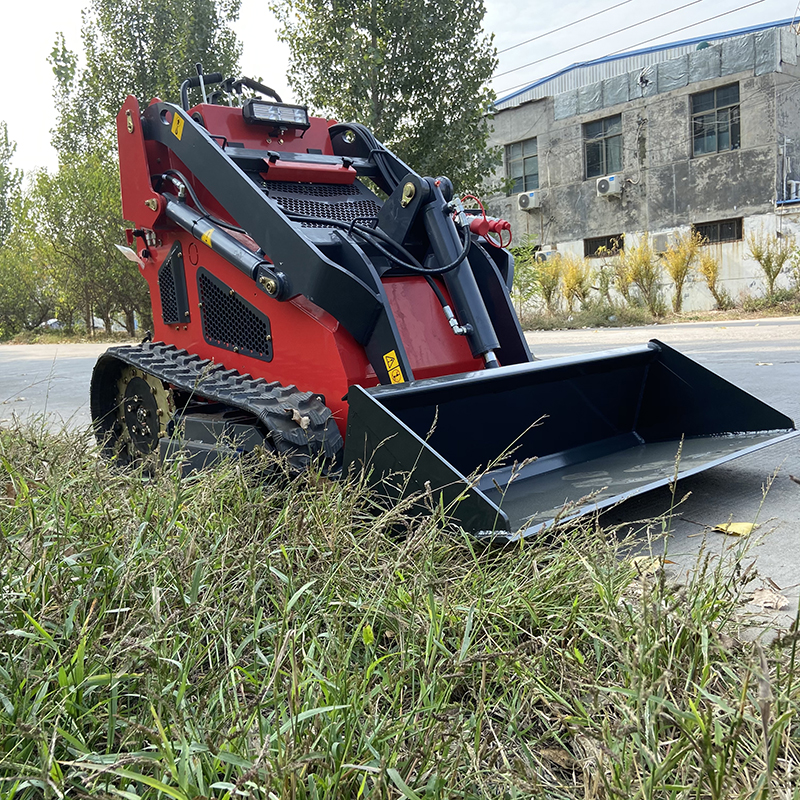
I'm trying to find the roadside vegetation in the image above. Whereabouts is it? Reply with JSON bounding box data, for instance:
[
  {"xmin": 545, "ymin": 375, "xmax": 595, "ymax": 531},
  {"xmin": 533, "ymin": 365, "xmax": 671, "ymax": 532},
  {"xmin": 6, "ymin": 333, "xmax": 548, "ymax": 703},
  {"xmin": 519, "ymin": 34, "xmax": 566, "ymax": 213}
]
[
  {"xmin": 1, "ymin": 421, "xmax": 798, "ymax": 798},
  {"xmin": 513, "ymin": 230, "xmax": 800, "ymax": 330}
]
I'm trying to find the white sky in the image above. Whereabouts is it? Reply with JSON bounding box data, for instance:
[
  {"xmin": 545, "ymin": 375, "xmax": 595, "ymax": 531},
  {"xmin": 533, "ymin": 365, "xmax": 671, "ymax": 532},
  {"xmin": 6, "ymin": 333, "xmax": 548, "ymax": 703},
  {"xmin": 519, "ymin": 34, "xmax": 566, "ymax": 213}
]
[{"xmin": 0, "ymin": 0, "xmax": 796, "ymax": 174}]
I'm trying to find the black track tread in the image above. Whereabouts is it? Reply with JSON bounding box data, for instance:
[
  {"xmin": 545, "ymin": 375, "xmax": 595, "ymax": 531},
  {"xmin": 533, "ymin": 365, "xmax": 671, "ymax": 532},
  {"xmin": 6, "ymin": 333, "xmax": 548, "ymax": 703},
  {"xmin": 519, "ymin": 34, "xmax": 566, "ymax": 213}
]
[{"xmin": 100, "ymin": 342, "xmax": 343, "ymax": 467}]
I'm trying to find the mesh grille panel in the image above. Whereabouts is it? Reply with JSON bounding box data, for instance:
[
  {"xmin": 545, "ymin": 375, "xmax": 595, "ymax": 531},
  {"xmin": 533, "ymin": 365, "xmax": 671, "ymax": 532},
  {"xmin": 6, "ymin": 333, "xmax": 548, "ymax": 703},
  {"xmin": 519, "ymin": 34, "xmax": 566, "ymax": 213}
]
[
  {"xmin": 198, "ymin": 270, "xmax": 272, "ymax": 362},
  {"xmin": 273, "ymin": 196, "xmax": 381, "ymax": 227},
  {"xmin": 266, "ymin": 181, "xmax": 361, "ymax": 197},
  {"xmin": 159, "ymin": 262, "xmax": 179, "ymax": 324}
]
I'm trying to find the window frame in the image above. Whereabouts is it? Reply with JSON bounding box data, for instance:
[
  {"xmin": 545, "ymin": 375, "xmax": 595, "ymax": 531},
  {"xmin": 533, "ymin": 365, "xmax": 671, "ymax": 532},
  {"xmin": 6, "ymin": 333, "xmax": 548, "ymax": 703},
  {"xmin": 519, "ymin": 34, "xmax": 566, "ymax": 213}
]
[
  {"xmin": 584, "ymin": 234, "xmax": 624, "ymax": 258},
  {"xmin": 505, "ymin": 138, "xmax": 539, "ymax": 195},
  {"xmin": 691, "ymin": 218, "xmax": 743, "ymax": 244},
  {"xmin": 583, "ymin": 114, "xmax": 623, "ymax": 180},
  {"xmin": 691, "ymin": 83, "xmax": 740, "ymax": 157}
]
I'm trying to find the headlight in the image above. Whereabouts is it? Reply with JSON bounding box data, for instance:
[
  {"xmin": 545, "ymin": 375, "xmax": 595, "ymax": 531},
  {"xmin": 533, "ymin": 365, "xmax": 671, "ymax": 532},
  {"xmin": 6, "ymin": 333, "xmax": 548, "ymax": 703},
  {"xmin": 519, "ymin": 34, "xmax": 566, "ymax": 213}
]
[{"xmin": 242, "ymin": 99, "xmax": 310, "ymax": 131}]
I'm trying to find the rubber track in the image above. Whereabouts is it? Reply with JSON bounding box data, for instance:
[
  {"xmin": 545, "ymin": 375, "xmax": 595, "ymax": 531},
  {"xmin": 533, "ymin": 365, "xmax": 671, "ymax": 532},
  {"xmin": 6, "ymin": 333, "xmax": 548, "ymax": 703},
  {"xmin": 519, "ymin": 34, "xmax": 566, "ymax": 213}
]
[{"xmin": 101, "ymin": 342, "xmax": 343, "ymax": 467}]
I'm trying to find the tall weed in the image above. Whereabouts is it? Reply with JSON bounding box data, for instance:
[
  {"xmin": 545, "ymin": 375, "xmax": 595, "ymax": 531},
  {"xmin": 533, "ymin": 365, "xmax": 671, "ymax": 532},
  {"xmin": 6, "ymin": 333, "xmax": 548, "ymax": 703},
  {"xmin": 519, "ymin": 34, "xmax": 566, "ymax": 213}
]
[
  {"xmin": 618, "ymin": 233, "xmax": 665, "ymax": 316},
  {"xmin": 697, "ymin": 250, "xmax": 733, "ymax": 310},
  {"xmin": 662, "ymin": 230, "xmax": 702, "ymax": 313},
  {"xmin": 747, "ymin": 227, "xmax": 795, "ymax": 298}
]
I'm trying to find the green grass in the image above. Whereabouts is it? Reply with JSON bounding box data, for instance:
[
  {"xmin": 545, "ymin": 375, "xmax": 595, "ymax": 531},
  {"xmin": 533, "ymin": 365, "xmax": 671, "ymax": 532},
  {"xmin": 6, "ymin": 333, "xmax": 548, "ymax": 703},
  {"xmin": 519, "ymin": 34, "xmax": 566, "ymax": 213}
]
[
  {"xmin": 0, "ymin": 423, "xmax": 798, "ymax": 798},
  {"xmin": 5, "ymin": 331, "xmax": 136, "ymax": 345},
  {"xmin": 519, "ymin": 303, "xmax": 655, "ymax": 331}
]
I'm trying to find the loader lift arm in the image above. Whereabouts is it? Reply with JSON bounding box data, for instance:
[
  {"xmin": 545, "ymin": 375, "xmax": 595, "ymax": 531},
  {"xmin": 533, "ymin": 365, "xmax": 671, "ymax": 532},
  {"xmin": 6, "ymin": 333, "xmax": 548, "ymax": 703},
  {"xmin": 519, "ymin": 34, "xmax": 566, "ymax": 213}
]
[{"xmin": 140, "ymin": 99, "xmax": 419, "ymax": 385}]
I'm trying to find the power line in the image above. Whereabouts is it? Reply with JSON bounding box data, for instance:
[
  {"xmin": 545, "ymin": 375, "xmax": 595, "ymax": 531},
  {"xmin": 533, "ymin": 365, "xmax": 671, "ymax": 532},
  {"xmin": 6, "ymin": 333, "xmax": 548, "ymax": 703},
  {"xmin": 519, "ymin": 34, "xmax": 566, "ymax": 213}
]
[
  {"xmin": 498, "ymin": 0, "xmax": 636, "ymax": 55},
  {"xmin": 494, "ymin": 0, "xmax": 768, "ymax": 97},
  {"xmin": 493, "ymin": 0, "xmax": 706, "ymax": 80}
]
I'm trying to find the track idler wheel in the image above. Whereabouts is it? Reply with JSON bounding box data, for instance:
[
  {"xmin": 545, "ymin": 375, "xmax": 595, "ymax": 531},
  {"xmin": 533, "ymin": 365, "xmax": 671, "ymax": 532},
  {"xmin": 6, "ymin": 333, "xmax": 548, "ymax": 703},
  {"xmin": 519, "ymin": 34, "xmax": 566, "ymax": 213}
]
[
  {"xmin": 91, "ymin": 355, "xmax": 174, "ymax": 465},
  {"xmin": 116, "ymin": 367, "xmax": 173, "ymax": 459}
]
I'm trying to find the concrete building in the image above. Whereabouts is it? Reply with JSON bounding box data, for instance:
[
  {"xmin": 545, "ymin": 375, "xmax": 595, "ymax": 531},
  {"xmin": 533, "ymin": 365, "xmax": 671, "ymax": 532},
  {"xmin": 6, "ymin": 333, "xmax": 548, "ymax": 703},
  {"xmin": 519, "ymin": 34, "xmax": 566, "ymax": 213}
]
[{"xmin": 488, "ymin": 19, "xmax": 800, "ymax": 310}]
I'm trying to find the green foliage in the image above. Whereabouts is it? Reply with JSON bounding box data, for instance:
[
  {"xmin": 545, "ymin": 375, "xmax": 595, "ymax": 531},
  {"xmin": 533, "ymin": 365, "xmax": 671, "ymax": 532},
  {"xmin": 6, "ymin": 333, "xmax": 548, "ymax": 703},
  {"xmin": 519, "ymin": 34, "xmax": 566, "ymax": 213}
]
[
  {"xmin": 0, "ymin": 201, "xmax": 57, "ymax": 338},
  {"xmin": 593, "ymin": 239, "xmax": 629, "ymax": 302},
  {"xmin": 0, "ymin": 122, "xmax": 22, "ymax": 246},
  {"xmin": 51, "ymin": 0, "xmax": 242, "ymax": 157},
  {"xmin": 0, "ymin": 423, "xmax": 799, "ymax": 797},
  {"xmin": 0, "ymin": 0, "xmax": 245, "ymax": 340},
  {"xmin": 30, "ymin": 155, "xmax": 149, "ymax": 334},
  {"xmin": 271, "ymin": 0, "xmax": 499, "ymax": 192},
  {"xmin": 741, "ymin": 287, "xmax": 800, "ymax": 312},
  {"xmin": 0, "ymin": 124, "xmax": 47, "ymax": 339},
  {"xmin": 747, "ymin": 227, "xmax": 795, "ymax": 299},
  {"xmin": 661, "ymin": 230, "xmax": 702, "ymax": 313},
  {"xmin": 509, "ymin": 236, "xmax": 539, "ymax": 308},
  {"xmin": 523, "ymin": 302, "xmax": 654, "ymax": 330}
]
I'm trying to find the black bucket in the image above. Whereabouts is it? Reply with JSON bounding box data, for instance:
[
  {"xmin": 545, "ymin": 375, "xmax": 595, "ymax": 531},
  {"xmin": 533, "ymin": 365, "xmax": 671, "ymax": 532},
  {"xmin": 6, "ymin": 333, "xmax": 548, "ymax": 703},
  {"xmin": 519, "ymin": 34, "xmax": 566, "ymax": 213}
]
[{"xmin": 343, "ymin": 340, "xmax": 797, "ymax": 540}]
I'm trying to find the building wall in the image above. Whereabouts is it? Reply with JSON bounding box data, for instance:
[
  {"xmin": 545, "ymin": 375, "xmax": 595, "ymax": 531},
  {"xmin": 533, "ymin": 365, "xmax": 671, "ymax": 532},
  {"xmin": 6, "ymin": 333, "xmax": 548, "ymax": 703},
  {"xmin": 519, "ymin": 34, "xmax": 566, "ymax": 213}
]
[{"xmin": 487, "ymin": 25, "xmax": 800, "ymax": 311}]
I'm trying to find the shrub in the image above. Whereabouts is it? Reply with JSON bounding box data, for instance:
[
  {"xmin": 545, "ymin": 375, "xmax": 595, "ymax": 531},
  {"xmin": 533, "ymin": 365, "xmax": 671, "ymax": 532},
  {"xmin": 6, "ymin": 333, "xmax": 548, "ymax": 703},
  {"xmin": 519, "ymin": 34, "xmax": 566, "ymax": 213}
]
[
  {"xmin": 594, "ymin": 240, "xmax": 630, "ymax": 302},
  {"xmin": 510, "ymin": 236, "xmax": 540, "ymax": 310},
  {"xmin": 697, "ymin": 250, "xmax": 733, "ymax": 310},
  {"xmin": 560, "ymin": 254, "xmax": 593, "ymax": 311},
  {"xmin": 662, "ymin": 230, "xmax": 702, "ymax": 313},
  {"xmin": 536, "ymin": 254, "xmax": 563, "ymax": 312},
  {"xmin": 618, "ymin": 233, "xmax": 665, "ymax": 316},
  {"xmin": 747, "ymin": 227, "xmax": 795, "ymax": 298}
]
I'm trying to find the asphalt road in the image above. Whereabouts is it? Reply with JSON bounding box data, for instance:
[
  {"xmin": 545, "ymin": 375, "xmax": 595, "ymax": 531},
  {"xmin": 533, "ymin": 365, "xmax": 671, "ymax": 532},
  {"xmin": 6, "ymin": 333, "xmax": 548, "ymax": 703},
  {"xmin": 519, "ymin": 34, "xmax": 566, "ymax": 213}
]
[
  {"xmin": 525, "ymin": 317, "xmax": 800, "ymax": 633},
  {"xmin": 1, "ymin": 318, "xmax": 799, "ymax": 632}
]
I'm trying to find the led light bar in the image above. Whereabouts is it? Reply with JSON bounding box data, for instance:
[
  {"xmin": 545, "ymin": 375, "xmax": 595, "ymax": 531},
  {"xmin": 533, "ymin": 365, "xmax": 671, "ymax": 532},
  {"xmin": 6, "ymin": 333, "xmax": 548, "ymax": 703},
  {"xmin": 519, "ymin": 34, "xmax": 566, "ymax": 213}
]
[{"xmin": 242, "ymin": 99, "xmax": 310, "ymax": 130}]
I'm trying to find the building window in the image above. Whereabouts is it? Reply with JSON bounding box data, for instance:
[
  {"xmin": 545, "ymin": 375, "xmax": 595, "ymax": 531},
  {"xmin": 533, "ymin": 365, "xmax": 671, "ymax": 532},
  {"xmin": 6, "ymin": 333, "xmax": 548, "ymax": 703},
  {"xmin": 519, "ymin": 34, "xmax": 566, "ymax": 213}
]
[
  {"xmin": 584, "ymin": 115, "xmax": 622, "ymax": 179},
  {"xmin": 506, "ymin": 138, "xmax": 538, "ymax": 194},
  {"xmin": 691, "ymin": 84, "xmax": 740, "ymax": 156},
  {"xmin": 584, "ymin": 234, "xmax": 624, "ymax": 257},
  {"xmin": 692, "ymin": 218, "xmax": 743, "ymax": 243}
]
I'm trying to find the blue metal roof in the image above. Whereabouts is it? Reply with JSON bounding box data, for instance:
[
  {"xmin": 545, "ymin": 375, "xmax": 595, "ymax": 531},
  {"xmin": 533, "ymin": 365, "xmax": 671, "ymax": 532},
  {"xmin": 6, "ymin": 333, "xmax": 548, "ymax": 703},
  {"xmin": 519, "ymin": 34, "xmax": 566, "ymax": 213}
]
[{"xmin": 496, "ymin": 17, "xmax": 795, "ymax": 107}]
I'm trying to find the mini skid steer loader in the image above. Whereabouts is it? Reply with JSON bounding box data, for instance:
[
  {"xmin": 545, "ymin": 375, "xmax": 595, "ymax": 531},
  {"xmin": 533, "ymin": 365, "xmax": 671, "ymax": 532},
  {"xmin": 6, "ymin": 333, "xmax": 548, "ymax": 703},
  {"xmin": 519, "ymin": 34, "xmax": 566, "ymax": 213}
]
[{"xmin": 91, "ymin": 68, "xmax": 798, "ymax": 540}]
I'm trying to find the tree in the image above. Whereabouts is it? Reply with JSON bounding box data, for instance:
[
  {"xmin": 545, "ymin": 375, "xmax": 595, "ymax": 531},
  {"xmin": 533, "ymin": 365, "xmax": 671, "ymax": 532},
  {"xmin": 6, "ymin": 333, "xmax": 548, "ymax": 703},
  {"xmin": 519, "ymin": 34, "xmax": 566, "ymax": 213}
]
[
  {"xmin": 697, "ymin": 250, "xmax": 732, "ymax": 310},
  {"xmin": 51, "ymin": 0, "xmax": 242, "ymax": 156},
  {"xmin": 560, "ymin": 254, "xmax": 593, "ymax": 312},
  {"xmin": 272, "ymin": 0, "xmax": 499, "ymax": 192},
  {"xmin": 0, "ymin": 122, "xmax": 22, "ymax": 246},
  {"xmin": 0, "ymin": 191, "xmax": 59, "ymax": 338},
  {"xmin": 39, "ymin": 0, "xmax": 243, "ymax": 334},
  {"xmin": 31, "ymin": 156, "xmax": 133, "ymax": 334}
]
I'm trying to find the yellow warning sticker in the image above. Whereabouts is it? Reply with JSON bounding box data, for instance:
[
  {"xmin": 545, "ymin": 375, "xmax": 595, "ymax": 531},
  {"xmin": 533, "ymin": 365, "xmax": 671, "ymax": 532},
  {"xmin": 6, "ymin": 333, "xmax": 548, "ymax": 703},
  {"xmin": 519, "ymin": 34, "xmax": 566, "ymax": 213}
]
[
  {"xmin": 171, "ymin": 113, "xmax": 184, "ymax": 140},
  {"xmin": 201, "ymin": 228, "xmax": 214, "ymax": 248},
  {"xmin": 383, "ymin": 350, "xmax": 404, "ymax": 384}
]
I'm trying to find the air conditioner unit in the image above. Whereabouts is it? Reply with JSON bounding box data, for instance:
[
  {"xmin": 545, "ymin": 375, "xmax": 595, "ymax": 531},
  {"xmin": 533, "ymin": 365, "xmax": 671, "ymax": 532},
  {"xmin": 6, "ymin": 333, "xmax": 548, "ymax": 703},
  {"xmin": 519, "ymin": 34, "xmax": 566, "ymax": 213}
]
[
  {"xmin": 535, "ymin": 250, "xmax": 558, "ymax": 262},
  {"xmin": 517, "ymin": 190, "xmax": 541, "ymax": 211},
  {"xmin": 596, "ymin": 175, "xmax": 621, "ymax": 197}
]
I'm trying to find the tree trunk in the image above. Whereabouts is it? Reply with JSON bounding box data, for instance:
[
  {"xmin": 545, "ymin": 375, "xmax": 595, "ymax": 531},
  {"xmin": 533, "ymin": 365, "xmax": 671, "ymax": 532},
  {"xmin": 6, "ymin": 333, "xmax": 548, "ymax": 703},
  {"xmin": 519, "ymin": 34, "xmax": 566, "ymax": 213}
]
[{"xmin": 84, "ymin": 301, "xmax": 93, "ymax": 337}]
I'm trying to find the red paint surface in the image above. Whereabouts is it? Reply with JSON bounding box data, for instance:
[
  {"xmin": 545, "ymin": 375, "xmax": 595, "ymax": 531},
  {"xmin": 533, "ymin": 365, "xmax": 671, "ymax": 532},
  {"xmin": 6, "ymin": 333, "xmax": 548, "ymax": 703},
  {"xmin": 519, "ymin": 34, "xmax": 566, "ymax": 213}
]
[{"xmin": 118, "ymin": 99, "xmax": 481, "ymax": 436}]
